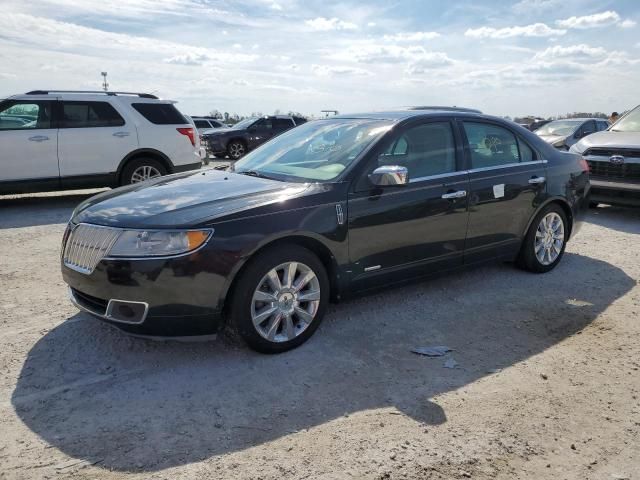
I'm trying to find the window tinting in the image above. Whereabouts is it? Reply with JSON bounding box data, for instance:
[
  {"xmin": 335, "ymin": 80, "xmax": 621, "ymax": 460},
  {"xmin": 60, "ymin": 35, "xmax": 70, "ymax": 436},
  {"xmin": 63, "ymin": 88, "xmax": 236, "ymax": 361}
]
[
  {"xmin": 463, "ymin": 122, "xmax": 521, "ymax": 169},
  {"xmin": 254, "ymin": 118, "xmax": 273, "ymax": 129},
  {"xmin": 0, "ymin": 101, "xmax": 51, "ymax": 130},
  {"xmin": 518, "ymin": 138, "xmax": 535, "ymax": 162},
  {"xmin": 273, "ymin": 118, "xmax": 294, "ymax": 131},
  {"xmin": 132, "ymin": 103, "xmax": 187, "ymax": 125},
  {"xmin": 378, "ymin": 122, "xmax": 456, "ymax": 179},
  {"xmin": 194, "ymin": 120, "xmax": 210, "ymax": 128},
  {"xmin": 61, "ymin": 101, "xmax": 125, "ymax": 128}
]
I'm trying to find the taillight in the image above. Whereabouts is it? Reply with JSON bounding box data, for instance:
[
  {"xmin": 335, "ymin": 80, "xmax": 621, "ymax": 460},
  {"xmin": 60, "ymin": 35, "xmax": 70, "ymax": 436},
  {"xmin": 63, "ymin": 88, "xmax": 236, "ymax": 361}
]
[{"xmin": 177, "ymin": 127, "xmax": 195, "ymax": 147}]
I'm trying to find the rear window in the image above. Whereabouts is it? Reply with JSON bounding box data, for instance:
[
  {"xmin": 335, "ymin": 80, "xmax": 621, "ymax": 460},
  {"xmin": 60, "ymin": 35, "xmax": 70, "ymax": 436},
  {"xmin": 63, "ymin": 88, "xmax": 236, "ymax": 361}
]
[
  {"xmin": 61, "ymin": 101, "xmax": 125, "ymax": 128},
  {"xmin": 132, "ymin": 103, "xmax": 187, "ymax": 125}
]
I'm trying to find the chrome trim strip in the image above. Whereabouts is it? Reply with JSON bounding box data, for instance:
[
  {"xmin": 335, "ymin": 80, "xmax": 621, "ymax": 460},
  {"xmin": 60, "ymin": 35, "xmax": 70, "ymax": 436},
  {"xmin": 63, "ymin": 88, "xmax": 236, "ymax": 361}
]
[
  {"xmin": 467, "ymin": 160, "xmax": 547, "ymax": 174},
  {"xmin": 69, "ymin": 288, "xmax": 149, "ymax": 325},
  {"xmin": 409, "ymin": 170, "xmax": 469, "ymax": 183},
  {"xmin": 364, "ymin": 265, "xmax": 381, "ymax": 272}
]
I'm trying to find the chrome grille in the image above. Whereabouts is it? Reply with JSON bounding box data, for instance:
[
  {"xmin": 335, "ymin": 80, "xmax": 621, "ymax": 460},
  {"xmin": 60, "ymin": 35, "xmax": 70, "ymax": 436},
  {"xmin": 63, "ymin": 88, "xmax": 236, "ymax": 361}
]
[{"xmin": 63, "ymin": 224, "xmax": 121, "ymax": 274}]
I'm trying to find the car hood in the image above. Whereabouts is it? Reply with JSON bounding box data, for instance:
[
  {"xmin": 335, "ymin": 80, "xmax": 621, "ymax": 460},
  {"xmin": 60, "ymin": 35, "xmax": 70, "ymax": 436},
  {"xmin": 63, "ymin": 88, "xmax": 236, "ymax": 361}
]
[
  {"xmin": 574, "ymin": 130, "xmax": 640, "ymax": 152},
  {"xmin": 538, "ymin": 134, "xmax": 567, "ymax": 144},
  {"xmin": 72, "ymin": 169, "xmax": 313, "ymax": 229}
]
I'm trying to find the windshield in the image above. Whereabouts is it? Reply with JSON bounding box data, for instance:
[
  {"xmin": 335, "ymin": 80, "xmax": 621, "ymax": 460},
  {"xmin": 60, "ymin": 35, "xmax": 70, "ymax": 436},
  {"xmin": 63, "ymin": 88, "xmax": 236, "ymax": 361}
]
[
  {"xmin": 611, "ymin": 106, "xmax": 640, "ymax": 132},
  {"xmin": 233, "ymin": 118, "xmax": 393, "ymax": 182},
  {"xmin": 231, "ymin": 117, "xmax": 257, "ymax": 129},
  {"xmin": 535, "ymin": 120, "xmax": 582, "ymax": 137}
]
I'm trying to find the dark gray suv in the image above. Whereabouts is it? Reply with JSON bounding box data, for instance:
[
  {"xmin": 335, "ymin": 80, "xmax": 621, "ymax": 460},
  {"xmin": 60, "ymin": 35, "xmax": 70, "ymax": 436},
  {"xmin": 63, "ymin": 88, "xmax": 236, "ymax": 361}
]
[{"xmin": 202, "ymin": 115, "xmax": 307, "ymax": 159}]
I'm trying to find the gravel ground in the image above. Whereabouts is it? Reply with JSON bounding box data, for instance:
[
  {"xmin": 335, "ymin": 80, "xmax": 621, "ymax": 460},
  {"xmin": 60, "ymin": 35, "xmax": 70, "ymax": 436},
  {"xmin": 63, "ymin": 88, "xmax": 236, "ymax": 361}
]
[{"xmin": 0, "ymin": 189, "xmax": 639, "ymax": 480}]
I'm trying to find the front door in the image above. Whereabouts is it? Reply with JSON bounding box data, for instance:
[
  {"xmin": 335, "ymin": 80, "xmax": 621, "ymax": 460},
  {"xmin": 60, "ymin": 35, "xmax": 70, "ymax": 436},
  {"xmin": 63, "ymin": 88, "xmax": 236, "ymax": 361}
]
[
  {"xmin": 348, "ymin": 120, "xmax": 470, "ymax": 291},
  {"xmin": 0, "ymin": 99, "xmax": 58, "ymax": 184},
  {"xmin": 247, "ymin": 118, "xmax": 275, "ymax": 149},
  {"xmin": 460, "ymin": 120, "xmax": 547, "ymax": 263}
]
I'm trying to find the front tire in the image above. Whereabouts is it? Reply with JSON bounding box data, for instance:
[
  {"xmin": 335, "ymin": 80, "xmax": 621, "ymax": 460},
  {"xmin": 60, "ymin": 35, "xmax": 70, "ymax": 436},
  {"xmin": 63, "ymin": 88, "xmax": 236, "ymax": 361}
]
[
  {"xmin": 227, "ymin": 140, "xmax": 246, "ymax": 160},
  {"xmin": 228, "ymin": 245, "xmax": 329, "ymax": 353},
  {"xmin": 121, "ymin": 158, "xmax": 166, "ymax": 185},
  {"xmin": 517, "ymin": 204, "xmax": 568, "ymax": 273}
]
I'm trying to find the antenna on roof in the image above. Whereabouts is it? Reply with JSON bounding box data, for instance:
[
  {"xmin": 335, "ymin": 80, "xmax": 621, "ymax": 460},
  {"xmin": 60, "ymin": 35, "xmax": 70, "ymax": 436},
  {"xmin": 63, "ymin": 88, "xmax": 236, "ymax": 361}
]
[{"xmin": 101, "ymin": 72, "xmax": 109, "ymax": 92}]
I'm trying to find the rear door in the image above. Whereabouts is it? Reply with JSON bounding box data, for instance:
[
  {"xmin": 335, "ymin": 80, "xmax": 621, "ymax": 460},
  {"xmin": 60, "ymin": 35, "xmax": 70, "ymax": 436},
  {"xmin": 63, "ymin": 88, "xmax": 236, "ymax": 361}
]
[
  {"xmin": 58, "ymin": 100, "xmax": 137, "ymax": 178},
  {"xmin": 0, "ymin": 99, "xmax": 58, "ymax": 184},
  {"xmin": 348, "ymin": 119, "xmax": 470, "ymax": 290},
  {"xmin": 461, "ymin": 120, "xmax": 546, "ymax": 263},
  {"xmin": 273, "ymin": 118, "xmax": 295, "ymax": 136}
]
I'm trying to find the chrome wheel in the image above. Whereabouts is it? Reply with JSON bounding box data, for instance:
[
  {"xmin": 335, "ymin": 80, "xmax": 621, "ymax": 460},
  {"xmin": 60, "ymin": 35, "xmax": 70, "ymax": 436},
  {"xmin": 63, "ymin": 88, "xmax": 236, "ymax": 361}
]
[
  {"xmin": 534, "ymin": 212, "xmax": 565, "ymax": 266},
  {"xmin": 131, "ymin": 165, "xmax": 162, "ymax": 183},
  {"xmin": 228, "ymin": 142, "xmax": 245, "ymax": 159},
  {"xmin": 251, "ymin": 262, "xmax": 321, "ymax": 343}
]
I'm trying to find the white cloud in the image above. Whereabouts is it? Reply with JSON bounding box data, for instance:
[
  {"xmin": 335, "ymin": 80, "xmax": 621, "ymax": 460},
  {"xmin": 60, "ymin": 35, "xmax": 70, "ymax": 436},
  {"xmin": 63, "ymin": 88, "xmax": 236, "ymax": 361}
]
[
  {"xmin": 534, "ymin": 44, "xmax": 607, "ymax": 60},
  {"xmin": 557, "ymin": 11, "xmax": 622, "ymax": 29},
  {"xmin": 465, "ymin": 23, "xmax": 565, "ymax": 38},
  {"xmin": 383, "ymin": 31, "xmax": 440, "ymax": 42},
  {"xmin": 305, "ymin": 17, "xmax": 358, "ymax": 31},
  {"xmin": 269, "ymin": 2, "xmax": 282, "ymax": 11},
  {"xmin": 311, "ymin": 64, "xmax": 372, "ymax": 77},
  {"xmin": 620, "ymin": 19, "xmax": 637, "ymax": 29},
  {"xmin": 332, "ymin": 44, "xmax": 454, "ymax": 66},
  {"xmin": 512, "ymin": 0, "xmax": 562, "ymax": 14}
]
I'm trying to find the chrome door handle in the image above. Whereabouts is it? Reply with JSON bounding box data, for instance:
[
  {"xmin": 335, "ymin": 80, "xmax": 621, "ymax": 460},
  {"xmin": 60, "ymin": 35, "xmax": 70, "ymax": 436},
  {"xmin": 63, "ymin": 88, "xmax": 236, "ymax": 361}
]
[
  {"xmin": 112, "ymin": 131, "xmax": 130, "ymax": 137},
  {"xmin": 441, "ymin": 190, "xmax": 467, "ymax": 200},
  {"xmin": 528, "ymin": 176, "xmax": 546, "ymax": 185},
  {"xmin": 28, "ymin": 135, "xmax": 49, "ymax": 142}
]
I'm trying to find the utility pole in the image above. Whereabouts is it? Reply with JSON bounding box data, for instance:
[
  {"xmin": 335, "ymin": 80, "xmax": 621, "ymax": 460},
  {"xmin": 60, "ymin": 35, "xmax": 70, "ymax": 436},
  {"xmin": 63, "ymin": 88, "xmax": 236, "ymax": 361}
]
[{"xmin": 101, "ymin": 72, "xmax": 109, "ymax": 92}]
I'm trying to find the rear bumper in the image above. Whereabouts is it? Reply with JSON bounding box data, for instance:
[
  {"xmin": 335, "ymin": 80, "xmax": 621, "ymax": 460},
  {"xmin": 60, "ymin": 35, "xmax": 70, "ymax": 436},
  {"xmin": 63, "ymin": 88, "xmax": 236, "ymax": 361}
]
[{"xmin": 591, "ymin": 178, "xmax": 640, "ymax": 207}]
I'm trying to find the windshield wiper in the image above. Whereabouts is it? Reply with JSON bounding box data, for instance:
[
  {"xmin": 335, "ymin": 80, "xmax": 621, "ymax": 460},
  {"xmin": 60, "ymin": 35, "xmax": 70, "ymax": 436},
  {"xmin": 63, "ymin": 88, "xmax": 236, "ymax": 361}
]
[{"xmin": 235, "ymin": 170, "xmax": 277, "ymax": 180}]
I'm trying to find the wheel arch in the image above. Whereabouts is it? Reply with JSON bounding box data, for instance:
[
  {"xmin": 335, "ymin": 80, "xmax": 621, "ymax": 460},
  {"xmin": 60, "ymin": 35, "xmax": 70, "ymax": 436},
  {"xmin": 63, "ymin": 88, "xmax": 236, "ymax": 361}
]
[
  {"xmin": 523, "ymin": 197, "xmax": 575, "ymax": 240},
  {"xmin": 116, "ymin": 149, "xmax": 175, "ymax": 184},
  {"xmin": 219, "ymin": 234, "xmax": 341, "ymax": 316}
]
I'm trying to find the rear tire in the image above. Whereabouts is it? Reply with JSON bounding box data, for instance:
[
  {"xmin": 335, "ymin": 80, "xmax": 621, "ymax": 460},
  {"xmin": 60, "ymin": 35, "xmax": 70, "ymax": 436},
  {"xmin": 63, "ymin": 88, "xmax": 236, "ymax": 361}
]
[
  {"xmin": 120, "ymin": 158, "xmax": 167, "ymax": 186},
  {"xmin": 517, "ymin": 204, "xmax": 568, "ymax": 273},
  {"xmin": 228, "ymin": 245, "xmax": 329, "ymax": 353}
]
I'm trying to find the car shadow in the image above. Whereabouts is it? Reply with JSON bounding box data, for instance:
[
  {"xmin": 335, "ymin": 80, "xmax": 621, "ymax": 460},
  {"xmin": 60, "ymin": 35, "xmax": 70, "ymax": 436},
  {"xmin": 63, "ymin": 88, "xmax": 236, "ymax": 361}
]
[
  {"xmin": 587, "ymin": 205, "xmax": 640, "ymax": 235},
  {"xmin": 11, "ymin": 253, "xmax": 634, "ymax": 472},
  {"xmin": 0, "ymin": 191, "xmax": 103, "ymax": 229}
]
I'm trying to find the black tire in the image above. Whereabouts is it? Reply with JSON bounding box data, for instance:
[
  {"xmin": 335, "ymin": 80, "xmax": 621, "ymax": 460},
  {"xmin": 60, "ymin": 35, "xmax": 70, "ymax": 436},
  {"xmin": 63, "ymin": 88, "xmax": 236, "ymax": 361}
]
[
  {"xmin": 214, "ymin": 153, "xmax": 227, "ymax": 159},
  {"xmin": 517, "ymin": 204, "xmax": 569, "ymax": 273},
  {"xmin": 120, "ymin": 157, "xmax": 167, "ymax": 186},
  {"xmin": 228, "ymin": 245, "xmax": 329, "ymax": 353},
  {"xmin": 227, "ymin": 140, "xmax": 247, "ymax": 160}
]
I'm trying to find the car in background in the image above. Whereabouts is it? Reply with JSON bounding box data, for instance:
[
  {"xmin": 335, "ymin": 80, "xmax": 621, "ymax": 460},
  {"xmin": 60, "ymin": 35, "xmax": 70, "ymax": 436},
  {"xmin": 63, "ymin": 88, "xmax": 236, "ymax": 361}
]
[
  {"xmin": 0, "ymin": 90, "xmax": 203, "ymax": 194},
  {"xmin": 534, "ymin": 118, "xmax": 609, "ymax": 150},
  {"xmin": 570, "ymin": 105, "xmax": 640, "ymax": 207},
  {"xmin": 192, "ymin": 116, "xmax": 227, "ymax": 130},
  {"xmin": 61, "ymin": 108, "xmax": 589, "ymax": 353},
  {"xmin": 201, "ymin": 115, "xmax": 307, "ymax": 159}
]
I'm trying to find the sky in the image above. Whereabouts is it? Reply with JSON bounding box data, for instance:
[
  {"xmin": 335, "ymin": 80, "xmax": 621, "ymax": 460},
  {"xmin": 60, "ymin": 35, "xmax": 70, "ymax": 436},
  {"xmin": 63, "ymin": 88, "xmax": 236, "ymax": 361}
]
[{"xmin": 0, "ymin": 0, "xmax": 638, "ymax": 118}]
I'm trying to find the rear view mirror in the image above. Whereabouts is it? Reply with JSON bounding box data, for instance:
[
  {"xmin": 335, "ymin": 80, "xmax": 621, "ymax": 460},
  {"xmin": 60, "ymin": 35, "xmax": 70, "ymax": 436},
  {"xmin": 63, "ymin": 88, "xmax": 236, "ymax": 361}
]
[{"xmin": 369, "ymin": 165, "xmax": 409, "ymax": 186}]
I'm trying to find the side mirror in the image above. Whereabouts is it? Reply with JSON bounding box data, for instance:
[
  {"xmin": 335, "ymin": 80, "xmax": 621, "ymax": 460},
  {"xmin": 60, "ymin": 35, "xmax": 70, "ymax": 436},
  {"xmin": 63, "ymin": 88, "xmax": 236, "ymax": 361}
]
[{"xmin": 369, "ymin": 165, "xmax": 409, "ymax": 186}]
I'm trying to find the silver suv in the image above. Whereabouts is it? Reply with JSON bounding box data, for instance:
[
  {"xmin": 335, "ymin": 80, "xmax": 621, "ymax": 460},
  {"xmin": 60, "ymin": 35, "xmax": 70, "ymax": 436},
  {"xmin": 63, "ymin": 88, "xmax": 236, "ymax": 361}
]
[{"xmin": 571, "ymin": 105, "xmax": 640, "ymax": 207}]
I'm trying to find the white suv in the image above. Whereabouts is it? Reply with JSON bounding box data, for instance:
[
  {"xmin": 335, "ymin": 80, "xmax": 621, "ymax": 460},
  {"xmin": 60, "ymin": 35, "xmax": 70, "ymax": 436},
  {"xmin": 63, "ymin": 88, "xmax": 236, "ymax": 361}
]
[{"xmin": 0, "ymin": 90, "xmax": 204, "ymax": 194}]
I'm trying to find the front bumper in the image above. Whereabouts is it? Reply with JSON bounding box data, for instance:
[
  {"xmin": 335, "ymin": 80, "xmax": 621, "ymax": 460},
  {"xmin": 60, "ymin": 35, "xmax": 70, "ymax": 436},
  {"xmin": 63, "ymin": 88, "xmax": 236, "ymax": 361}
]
[
  {"xmin": 202, "ymin": 137, "xmax": 226, "ymax": 154},
  {"xmin": 62, "ymin": 252, "xmax": 227, "ymax": 336},
  {"xmin": 591, "ymin": 178, "xmax": 640, "ymax": 207}
]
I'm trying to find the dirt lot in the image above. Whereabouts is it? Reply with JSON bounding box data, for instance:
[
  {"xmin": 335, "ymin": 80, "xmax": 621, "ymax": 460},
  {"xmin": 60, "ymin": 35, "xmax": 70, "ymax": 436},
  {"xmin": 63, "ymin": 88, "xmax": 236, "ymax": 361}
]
[{"xmin": 0, "ymin": 190, "xmax": 638, "ymax": 480}]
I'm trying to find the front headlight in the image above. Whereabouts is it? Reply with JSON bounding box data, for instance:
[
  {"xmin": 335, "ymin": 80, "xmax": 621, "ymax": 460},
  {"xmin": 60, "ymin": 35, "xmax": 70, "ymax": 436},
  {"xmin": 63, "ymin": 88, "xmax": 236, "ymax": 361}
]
[{"xmin": 108, "ymin": 229, "xmax": 212, "ymax": 258}]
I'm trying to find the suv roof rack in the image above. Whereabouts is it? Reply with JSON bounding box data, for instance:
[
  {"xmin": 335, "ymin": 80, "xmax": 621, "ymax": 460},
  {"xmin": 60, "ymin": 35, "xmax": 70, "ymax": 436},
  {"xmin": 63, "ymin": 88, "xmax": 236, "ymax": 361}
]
[
  {"xmin": 25, "ymin": 90, "xmax": 159, "ymax": 99},
  {"xmin": 406, "ymin": 106, "xmax": 482, "ymax": 114}
]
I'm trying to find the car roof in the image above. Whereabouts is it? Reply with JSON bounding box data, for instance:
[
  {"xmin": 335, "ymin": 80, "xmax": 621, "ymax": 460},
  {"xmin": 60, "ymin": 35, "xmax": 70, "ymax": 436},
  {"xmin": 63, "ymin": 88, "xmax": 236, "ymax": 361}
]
[{"xmin": 331, "ymin": 109, "xmax": 490, "ymax": 122}]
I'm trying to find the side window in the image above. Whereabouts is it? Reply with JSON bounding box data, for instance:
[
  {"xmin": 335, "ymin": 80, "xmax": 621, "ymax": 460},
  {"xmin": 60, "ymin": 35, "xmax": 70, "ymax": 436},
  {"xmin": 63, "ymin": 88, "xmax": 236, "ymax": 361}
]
[
  {"xmin": 254, "ymin": 118, "xmax": 273, "ymax": 130},
  {"xmin": 581, "ymin": 120, "xmax": 596, "ymax": 136},
  {"xmin": 597, "ymin": 121, "xmax": 609, "ymax": 131},
  {"xmin": 377, "ymin": 122, "xmax": 456, "ymax": 179},
  {"xmin": 194, "ymin": 120, "xmax": 209, "ymax": 128},
  {"xmin": 0, "ymin": 101, "xmax": 51, "ymax": 130},
  {"xmin": 132, "ymin": 103, "xmax": 187, "ymax": 124},
  {"xmin": 273, "ymin": 118, "xmax": 294, "ymax": 131},
  {"xmin": 518, "ymin": 138, "xmax": 535, "ymax": 162},
  {"xmin": 463, "ymin": 122, "xmax": 521, "ymax": 169},
  {"xmin": 61, "ymin": 101, "xmax": 125, "ymax": 128}
]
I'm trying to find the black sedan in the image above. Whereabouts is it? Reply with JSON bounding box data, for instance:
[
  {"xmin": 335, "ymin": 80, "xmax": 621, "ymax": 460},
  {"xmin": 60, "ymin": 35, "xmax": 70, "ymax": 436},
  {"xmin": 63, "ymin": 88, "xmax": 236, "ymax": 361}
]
[{"xmin": 62, "ymin": 108, "xmax": 590, "ymax": 353}]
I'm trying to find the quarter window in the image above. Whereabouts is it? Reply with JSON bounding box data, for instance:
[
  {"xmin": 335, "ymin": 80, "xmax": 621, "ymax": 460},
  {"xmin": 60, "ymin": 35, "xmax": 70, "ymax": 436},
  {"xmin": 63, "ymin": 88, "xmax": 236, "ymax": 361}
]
[
  {"xmin": 273, "ymin": 118, "xmax": 294, "ymax": 131},
  {"xmin": 194, "ymin": 120, "xmax": 210, "ymax": 128},
  {"xmin": 132, "ymin": 103, "xmax": 187, "ymax": 125},
  {"xmin": 377, "ymin": 122, "xmax": 456, "ymax": 179},
  {"xmin": 0, "ymin": 101, "xmax": 52, "ymax": 130},
  {"xmin": 463, "ymin": 122, "xmax": 522, "ymax": 169},
  {"xmin": 61, "ymin": 101, "xmax": 125, "ymax": 128}
]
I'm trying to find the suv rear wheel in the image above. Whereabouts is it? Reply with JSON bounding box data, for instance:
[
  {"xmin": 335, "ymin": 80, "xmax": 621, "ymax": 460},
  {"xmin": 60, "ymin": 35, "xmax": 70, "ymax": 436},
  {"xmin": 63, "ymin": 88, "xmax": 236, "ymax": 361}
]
[{"xmin": 121, "ymin": 158, "xmax": 167, "ymax": 185}]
